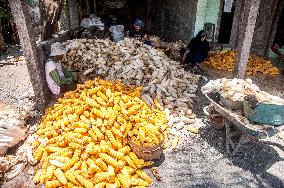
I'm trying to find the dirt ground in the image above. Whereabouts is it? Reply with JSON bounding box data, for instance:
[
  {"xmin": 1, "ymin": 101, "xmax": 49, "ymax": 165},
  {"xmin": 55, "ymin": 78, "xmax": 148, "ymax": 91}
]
[
  {"xmin": 0, "ymin": 46, "xmax": 35, "ymax": 111},
  {"xmin": 1, "ymin": 48, "xmax": 284, "ymax": 188}
]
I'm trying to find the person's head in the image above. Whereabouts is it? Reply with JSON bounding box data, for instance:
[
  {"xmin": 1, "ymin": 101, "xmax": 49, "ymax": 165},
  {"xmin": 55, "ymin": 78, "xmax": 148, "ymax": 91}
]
[
  {"xmin": 134, "ymin": 19, "xmax": 144, "ymax": 31},
  {"xmin": 197, "ymin": 30, "xmax": 207, "ymax": 41}
]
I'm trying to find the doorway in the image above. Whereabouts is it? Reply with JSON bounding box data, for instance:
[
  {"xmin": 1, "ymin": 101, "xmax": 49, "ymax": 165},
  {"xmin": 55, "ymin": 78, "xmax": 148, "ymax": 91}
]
[{"xmin": 218, "ymin": 0, "xmax": 236, "ymax": 44}]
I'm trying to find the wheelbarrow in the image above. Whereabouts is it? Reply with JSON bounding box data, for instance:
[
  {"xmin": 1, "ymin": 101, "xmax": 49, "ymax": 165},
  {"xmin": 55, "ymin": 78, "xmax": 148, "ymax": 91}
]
[{"xmin": 203, "ymin": 92, "xmax": 284, "ymax": 156}]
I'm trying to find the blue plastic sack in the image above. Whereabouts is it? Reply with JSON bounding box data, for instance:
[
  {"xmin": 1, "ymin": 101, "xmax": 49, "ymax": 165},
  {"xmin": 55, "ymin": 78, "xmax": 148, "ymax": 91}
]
[{"xmin": 244, "ymin": 103, "xmax": 284, "ymax": 126}]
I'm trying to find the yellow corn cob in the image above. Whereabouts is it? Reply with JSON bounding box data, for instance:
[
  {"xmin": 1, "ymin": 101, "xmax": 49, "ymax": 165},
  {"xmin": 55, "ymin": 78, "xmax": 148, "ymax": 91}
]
[
  {"xmin": 54, "ymin": 168, "xmax": 67, "ymax": 185},
  {"xmin": 94, "ymin": 171, "xmax": 112, "ymax": 184},
  {"xmin": 61, "ymin": 157, "xmax": 79, "ymax": 171},
  {"xmin": 73, "ymin": 128, "xmax": 87, "ymax": 134},
  {"xmin": 124, "ymin": 156, "xmax": 137, "ymax": 169},
  {"xmin": 111, "ymin": 126, "xmax": 124, "ymax": 137},
  {"xmin": 74, "ymin": 171, "xmax": 94, "ymax": 188},
  {"xmin": 117, "ymin": 174, "xmax": 132, "ymax": 188},
  {"xmin": 129, "ymin": 152, "xmax": 144, "ymax": 168},
  {"xmin": 45, "ymin": 165, "xmax": 56, "ymax": 181},
  {"xmin": 107, "ymin": 147, "xmax": 124, "ymax": 159},
  {"xmin": 39, "ymin": 168, "xmax": 46, "ymax": 184},
  {"xmin": 45, "ymin": 180, "xmax": 62, "ymax": 188},
  {"xmin": 131, "ymin": 177, "xmax": 150, "ymax": 186},
  {"xmin": 33, "ymin": 169, "xmax": 41, "ymax": 184},
  {"xmin": 86, "ymin": 158, "xmax": 101, "ymax": 173},
  {"xmin": 95, "ymin": 182, "xmax": 107, "ymax": 188},
  {"xmin": 119, "ymin": 146, "xmax": 131, "ymax": 155},
  {"xmin": 99, "ymin": 153, "xmax": 119, "ymax": 168},
  {"xmin": 65, "ymin": 170, "xmax": 80, "ymax": 186},
  {"xmin": 33, "ymin": 147, "xmax": 45, "ymax": 161},
  {"xmin": 86, "ymin": 144, "xmax": 101, "ymax": 154},
  {"xmin": 72, "ymin": 160, "xmax": 82, "ymax": 171},
  {"xmin": 92, "ymin": 126, "xmax": 104, "ymax": 140},
  {"xmin": 95, "ymin": 158, "xmax": 108, "ymax": 171},
  {"xmin": 136, "ymin": 170, "xmax": 153, "ymax": 184}
]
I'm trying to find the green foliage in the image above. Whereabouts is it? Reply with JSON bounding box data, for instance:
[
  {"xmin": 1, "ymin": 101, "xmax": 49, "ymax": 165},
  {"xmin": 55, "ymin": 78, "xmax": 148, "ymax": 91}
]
[
  {"xmin": 0, "ymin": 0, "xmax": 11, "ymax": 20},
  {"xmin": 0, "ymin": 0, "xmax": 35, "ymax": 20}
]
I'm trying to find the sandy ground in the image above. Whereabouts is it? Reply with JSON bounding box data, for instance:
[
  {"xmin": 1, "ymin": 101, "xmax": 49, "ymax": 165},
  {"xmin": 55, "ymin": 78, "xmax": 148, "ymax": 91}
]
[
  {"xmin": 1, "ymin": 48, "xmax": 284, "ymax": 188},
  {"xmin": 0, "ymin": 46, "xmax": 35, "ymax": 111}
]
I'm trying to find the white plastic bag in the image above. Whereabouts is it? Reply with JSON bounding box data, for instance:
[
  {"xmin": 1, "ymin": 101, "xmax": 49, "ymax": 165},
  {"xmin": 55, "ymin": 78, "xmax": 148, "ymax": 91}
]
[
  {"xmin": 81, "ymin": 14, "xmax": 105, "ymax": 30},
  {"xmin": 109, "ymin": 25, "xmax": 124, "ymax": 42},
  {"xmin": 0, "ymin": 105, "xmax": 28, "ymax": 155}
]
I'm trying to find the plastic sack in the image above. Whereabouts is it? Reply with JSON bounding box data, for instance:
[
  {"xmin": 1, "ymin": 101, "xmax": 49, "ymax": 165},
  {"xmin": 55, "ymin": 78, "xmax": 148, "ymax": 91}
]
[
  {"xmin": 244, "ymin": 102, "xmax": 284, "ymax": 126},
  {"xmin": 109, "ymin": 25, "xmax": 124, "ymax": 42},
  {"xmin": 81, "ymin": 14, "xmax": 105, "ymax": 30},
  {"xmin": 0, "ymin": 105, "xmax": 28, "ymax": 155}
]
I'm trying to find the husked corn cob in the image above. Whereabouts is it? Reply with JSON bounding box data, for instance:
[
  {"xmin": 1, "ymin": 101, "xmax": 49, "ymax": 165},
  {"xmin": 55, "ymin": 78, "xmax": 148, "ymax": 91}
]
[{"xmin": 32, "ymin": 79, "xmax": 166, "ymax": 187}]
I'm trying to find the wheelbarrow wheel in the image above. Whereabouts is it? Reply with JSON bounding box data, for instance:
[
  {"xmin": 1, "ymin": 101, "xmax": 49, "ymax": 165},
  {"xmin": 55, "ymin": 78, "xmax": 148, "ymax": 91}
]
[{"xmin": 204, "ymin": 105, "xmax": 225, "ymax": 130}]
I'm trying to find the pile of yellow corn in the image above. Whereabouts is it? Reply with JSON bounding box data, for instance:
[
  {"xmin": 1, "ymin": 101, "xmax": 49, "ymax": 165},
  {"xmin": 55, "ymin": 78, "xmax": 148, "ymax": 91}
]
[
  {"xmin": 32, "ymin": 79, "xmax": 169, "ymax": 188},
  {"xmin": 203, "ymin": 51, "xmax": 280, "ymax": 75}
]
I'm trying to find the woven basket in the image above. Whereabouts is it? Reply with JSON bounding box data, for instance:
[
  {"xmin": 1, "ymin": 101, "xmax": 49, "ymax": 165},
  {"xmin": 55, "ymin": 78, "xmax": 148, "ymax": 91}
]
[
  {"xmin": 105, "ymin": 0, "xmax": 126, "ymax": 9},
  {"xmin": 128, "ymin": 139, "xmax": 163, "ymax": 161},
  {"xmin": 204, "ymin": 105, "xmax": 225, "ymax": 130}
]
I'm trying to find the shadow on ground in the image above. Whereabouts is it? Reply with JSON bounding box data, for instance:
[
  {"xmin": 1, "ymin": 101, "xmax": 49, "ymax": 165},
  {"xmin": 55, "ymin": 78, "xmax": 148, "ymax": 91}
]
[
  {"xmin": 0, "ymin": 45, "xmax": 23, "ymax": 61},
  {"xmin": 194, "ymin": 67, "xmax": 284, "ymax": 187}
]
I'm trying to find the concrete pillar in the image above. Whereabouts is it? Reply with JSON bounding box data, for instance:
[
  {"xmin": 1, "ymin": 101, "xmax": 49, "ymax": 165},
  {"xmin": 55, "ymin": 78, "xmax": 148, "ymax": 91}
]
[
  {"xmin": 8, "ymin": 0, "xmax": 49, "ymax": 108},
  {"xmin": 69, "ymin": 0, "xmax": 80, "ymax": 30},
  {"xmin": 233, "ymin": 0, "xmax": 261, "ymax": 78},
  {"xmin": 215, "ymin": 0, "xmax": 225, "ymax": 41}
]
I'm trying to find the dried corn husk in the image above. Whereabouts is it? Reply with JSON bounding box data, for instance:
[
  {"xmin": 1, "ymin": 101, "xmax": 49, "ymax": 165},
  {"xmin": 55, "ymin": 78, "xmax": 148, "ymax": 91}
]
[
  {"xmin": 202, "ymin": 78, "xmax": 284, "ymax": 105},
  {"xmin": 60, "ymin": 38, "xmax": 199, "ymax": 116},
  {"xmin": 150, "ymin": 36, "xmax": 185, "ymax": 60}
]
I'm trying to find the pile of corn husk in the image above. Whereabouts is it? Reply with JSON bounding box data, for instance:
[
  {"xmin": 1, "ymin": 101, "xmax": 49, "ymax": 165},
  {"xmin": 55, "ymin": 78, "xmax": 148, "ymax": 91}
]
[
  {"xmin": 62, "ymin": 38, "xmax": 199, "ymax": 116},
  {"xmin": 150, "ymin": 36, "xmax": 185, "ymax": 60},
  {"xmin": 203, "ymin": 51, "xmax": 280, "ymax": 75},
  {"xmin": 0, "ymin": 104, "xmax": 32, "ymax": 183},
  {"xmin": 0, "ymin": 138, "xmax": 35, "ymax": 183},
  {"xmin": 202, "ymin": 78, "xmax": 284, "ymax": 105}
]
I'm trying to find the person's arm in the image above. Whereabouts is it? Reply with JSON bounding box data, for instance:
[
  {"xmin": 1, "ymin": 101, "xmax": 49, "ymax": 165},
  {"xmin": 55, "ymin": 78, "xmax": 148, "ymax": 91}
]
[
  {"xmin": 271, "ymin": 43, "xmax": 284, "ymax": 60},
  {"xmin": 49, "ymin": 70, "xmax": 72, "ymax": 86},
  {"xmin": 63, "ymin": 68, "xmax": 77, "ymax": 81}
]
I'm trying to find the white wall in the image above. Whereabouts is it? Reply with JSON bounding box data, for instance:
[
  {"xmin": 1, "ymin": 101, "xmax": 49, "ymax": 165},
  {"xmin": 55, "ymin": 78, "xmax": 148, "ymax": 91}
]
[{"xmin": 194, "ymin": 0, "xmax": 220, "ymax": 37}]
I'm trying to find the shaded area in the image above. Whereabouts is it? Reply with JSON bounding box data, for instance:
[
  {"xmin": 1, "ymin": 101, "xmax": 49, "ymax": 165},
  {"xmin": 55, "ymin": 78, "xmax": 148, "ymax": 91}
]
[{"xmin": 191, "ymin": 66, "xmax": 284, "ymax": 187}]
